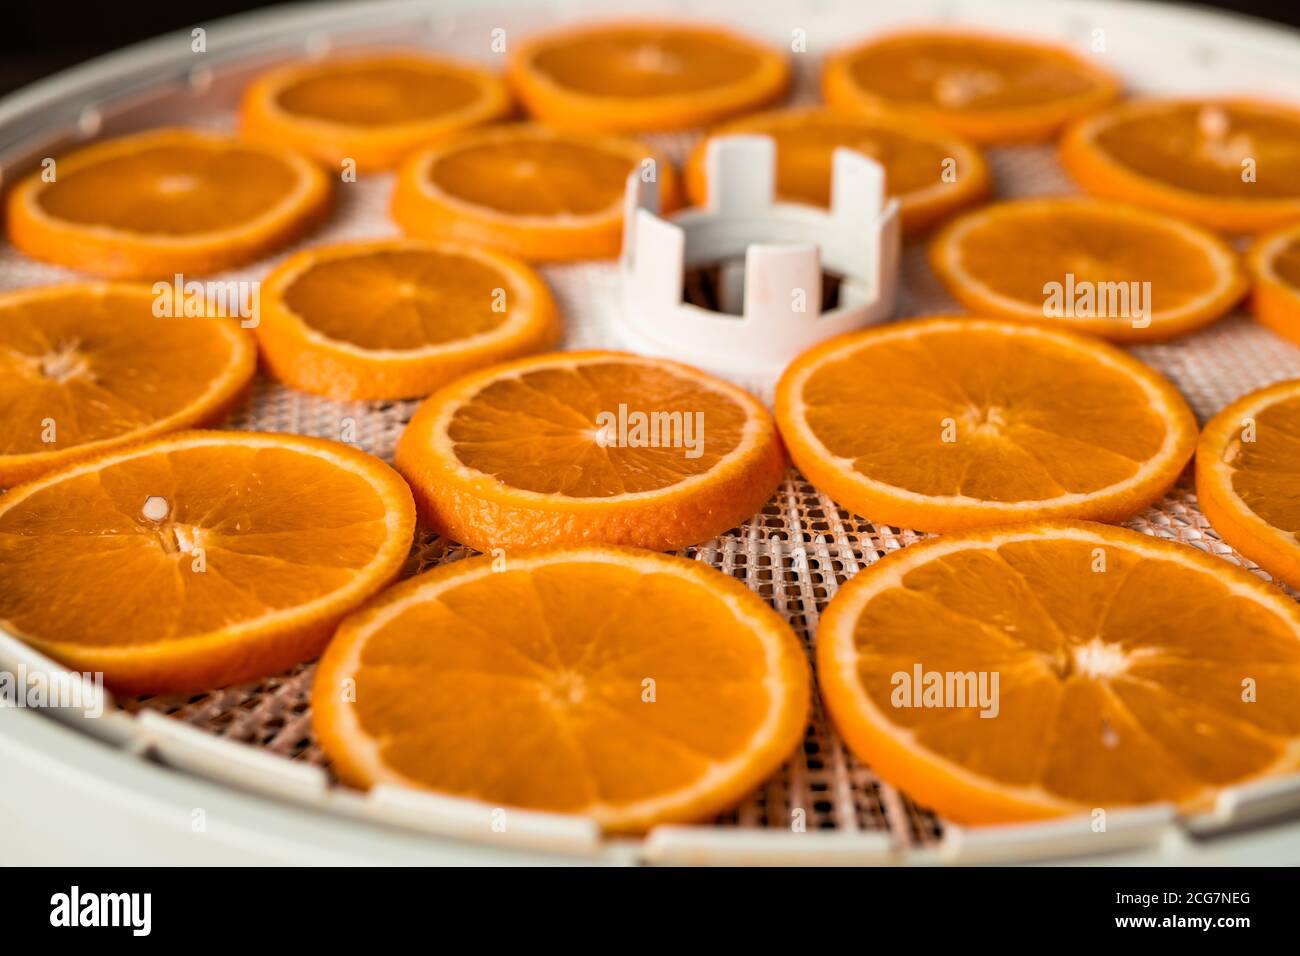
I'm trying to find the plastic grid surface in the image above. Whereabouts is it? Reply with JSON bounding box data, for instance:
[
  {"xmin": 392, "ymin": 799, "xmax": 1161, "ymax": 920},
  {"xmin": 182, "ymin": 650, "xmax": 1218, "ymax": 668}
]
[{"xmin": 2, "ymin": 4, "xmax": 1300, "ymax": 850}]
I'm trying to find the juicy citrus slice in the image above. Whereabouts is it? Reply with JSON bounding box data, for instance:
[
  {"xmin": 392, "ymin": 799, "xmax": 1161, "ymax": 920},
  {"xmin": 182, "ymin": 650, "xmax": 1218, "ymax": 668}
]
[
  {"xmin": 822, "ymin": 29, "xmax": 1120, "ymax": 145},
  {"xmin": 1247, "ymin": 221, "xmax": 1300, "ymax": 347},
  {"xmin": 683, "ymin": 107, "xmax": 991, "ymax": 235},
  {"xmin": 392, "ymin": 124, "xmax": 678, "ymax": 262},
  {"xmin": 818, "ymin": 520, "xmax": 1300, "ymax": 824},
  {"xmin": 1060, "ymin": 98, "xmax": 1300, "ymax": 234},
  {"xmin": 6, "ymin": 128, "xmax": 331, "ymax": 279},
  {"xmin": 0, "ymin": 283, "xmax": 255, "ymax": 486},
  {"xmin": 1197, "ymin": 379, "xmax": 1300, "ymax": 592},
  {"xmin": 312, "ymin": 545, "xmax": 810, "ymax": 832},
  {"xmin": 395, "ymin": 351, "xmax": 785, "ymax": 551},
  {"xmin": 774, "ymin": 317, "xmax": 1197, "ymax": 532},
  {"xmin": 930, "ymin": 198, "xmax": 1248, "ymax": 342},
  {"xmin": 507, "ymin": 20, "xmax": 789, "ymax": 132},
  {"xmin": 256, "ymin": 239, "xmax": 560, "ymax": 400},
  {"xmin": 240, "ymin": 52, "xmax": 512, "ymax": 170},
  {"xmin": 0, "ymin": 431, "xmax": 415, "ymax": 694}
]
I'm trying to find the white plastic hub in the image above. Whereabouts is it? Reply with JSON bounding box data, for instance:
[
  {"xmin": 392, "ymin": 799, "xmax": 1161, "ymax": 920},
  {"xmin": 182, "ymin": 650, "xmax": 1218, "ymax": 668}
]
[{"xmin": 618, "ymin": 134, "xmax": 901, "ymax": 383}]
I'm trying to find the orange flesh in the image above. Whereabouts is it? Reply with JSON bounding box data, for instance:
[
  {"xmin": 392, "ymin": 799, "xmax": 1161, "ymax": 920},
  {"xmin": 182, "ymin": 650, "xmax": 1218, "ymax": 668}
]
[
  {"xmin": 951, "ymin": 206, "xmax": 1220, "ymax": 312},
  {"xmin": 349, "ymin": 560, "xmax": 772, "ymax": 810},
  {"xmin": 0, "ymin": 444, "xmax": 392, "ymax": 647},
  {"xmin": 447, "ymin": 362, "xmax": 745, "ymax": 496},
  {"xmin": 427, "ymin": 138, "xmax": 635, "ymax": 216},
  {"xmin": 530, "ymin": 28, "xmax": 763, "ymax": 97},
  {"xmin": 1227, "ymin": 394, "xmax": 1300, "ymax": 538},
  {"xmin": 275, "ymin": 64, "xmax": 480, "ymax": 126},
  {"xmin": 36, "ymin": 144, "xmax": 297, "ymax": 233},
  {"xmin": 0, "ymin": 290, "xmax": 242, "ymax": 456},
  {"xmin": 1272, "ymin": 237, "xmax": 1300, "ymax": 287},
  {"xmin": 801, "ymin": 330, "xmax": 1167, "ymax": 500},
  {"xmin": 846, "ymin": 35, "xmax": 1099, "ymax": 111},
  {"xmin": 717, "ymin": 114, "xmax": 955, "ymax": 207},
  {"xmin": 850, "ymin": 536, "xmax": 1300, "ymax": 803},
  {"xmin": 282, "ymin": 249, "xmax": 510, "ymax": 349},
  {"xmin": 1094, "ymin": 104, "xmax": 1300, "ymax": 200}
]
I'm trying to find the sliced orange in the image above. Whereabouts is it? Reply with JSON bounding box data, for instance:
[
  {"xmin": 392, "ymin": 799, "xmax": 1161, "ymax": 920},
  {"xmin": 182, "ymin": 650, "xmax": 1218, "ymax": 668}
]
[
  {"xmin": 1247, "ymin": 221, "xmax": 1300, "ymax": 346},
  {"xmin": 1061, "ymin": 98, "xmax": 1300, "ymax": 234},
  {"xmin": 683, "ymin": 107, "xmax": 991, "ymax": 236},
  {"xmin": 240, "ymin": 52, "xmax": 512, "ymax": 170},
  {"xmin": 1197, "ymin": 379, "xmax": 1300, "ymax": 592},
  {"xmin": 822, "ymin": 28, "xmax": 1120, "ymax": 145},
  {"xmin": 392, "ymin": 124, "xmax": 678, "ymax": 262},
  {"xmin": 0, "ymin": 431, "xmax": 415, "ymax": 694},
  {"xmin": 395, "ymin": 351, "xmax": 785, "ymax": 551},
  {"xmin": 256, "ymin": 239, "xmax": 560, "ymax": 400},
  {"xmin": 929, "ymin": 198, "xmax": 1248, "ymax": 342},
  {"xmin": 6, "ymin": 128, "xmax": 331, "ymax": 280},
  {"xmin": 312, "ymin": 545, "xmax": 810, "ymax": 832},
  {"xmin": 507, "ymin": 20, "xmax": 789, "ymax": 132},
  {"xmin": 0, "ymin": 283, "xmax": 255, "ymax": 486},
  {"xmin": 774, "ymin": 317, "xmax": 1197, "ymax": 533},
  {"xmin": 818, "ymin": 520, "xmax": 1300, "ymax": 825}
]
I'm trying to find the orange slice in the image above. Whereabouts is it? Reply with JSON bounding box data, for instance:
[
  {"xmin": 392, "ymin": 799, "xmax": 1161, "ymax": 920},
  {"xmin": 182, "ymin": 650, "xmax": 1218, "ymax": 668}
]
[
  {"xmin": 392, "ymin": 124, "xmax": 678, "ymax": 262},
  {"xmin": 395, "ymin": 350, "xmax": 785, "ymax": 551},
  {"xmin": 818, "ymin": 520, "xmax": 1300, "ymax": 824},
  {"xmin": 0, "ymin": 283, "xmax": 255, "ymax": 486},
  {"xmin": 0, "ymin": 431, "xmax": 415, "ymax": 694},
  {"xmin": 6, "ymin": 128, "xmax": 331, "ymax": 280},
  {"xmin": 240, "ymin": 52, "xmax": 512, "ymax": 170},
  {"xmin": 822, "ymin": 29, "xmax": 1119, "ymax": 145},
  {"xmin": 1197, "ymin": 379, "xmax": 1300, "ymax": 592},
  {"xmin": 683, "ymin": 107, "xmax": 991, "ymax": 236},
  {"xmin": 774, "ymin": 317, "xmax": 1197, "ymax": 532},
  {"xmin": 256, "ymin": 239, "xmax": 560, "ymax": 400},
  {"xmin": 1247, "ymin": 221, "xmax": 1300, "ymax": 346},
  {"xmin": 929, "ymin": 198, "xmax": 1248, "ymax": 342},
  {"xmin": 507, "ymin": 20, "xmax": 789, "ymax": 132},
  {"xmin": 1060, "ymin": 98, "xmax": 1300, "ymax": 234},
  {"xmin": 312, "ymin": 545, "xmax": 810, "ymax": 832}
]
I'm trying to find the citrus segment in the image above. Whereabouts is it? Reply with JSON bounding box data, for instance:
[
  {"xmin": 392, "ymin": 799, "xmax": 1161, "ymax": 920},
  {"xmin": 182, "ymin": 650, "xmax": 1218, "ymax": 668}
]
[
  {"xmin": 312, "ymin": 546, "xmax": 810, "ymax": 832},
  {"xmin": 6, "ymin": 128, "xmax": 331, "ymax": 279},
  {"xmin": 774, "ymin": 317, "xmax": 1197, "ymax": 532},
  {"xmin": 240, "ymin": 53, "xmax": 512, "ymax": 169},
  {"xmin": 256, "ymin": 239, "xmax": 560, "ymax": 400},
  {"xmin": 1060, "ymin": 98, "xmax": 1300, "ymax": 233},
  {"xmin": 818, "ymin": 521, "xmax": 1300, "ymax": 824},
  {"xmin": 395, "ymin": 351, "xmax": 785, "ymax": 551},
  {"xmin": 0, "ymin": 284, "xmax": 255, "ymax": 486},
  {"xmin": 1247, "ymin": 222, "xmax": 1300, "ymax": 346},
  {"xmin": 929, "ymin": 198, "xmax": 1248, "ymax": 341},
  {"xmin": 1197, "ymin": 378, "xmax": 1300, "ymax": 591},
  {"xmin": 392, "ymin": 124, "xmax": 678, "ymax": 261},
  {"xmin": 507, "ymin": 21, "xmax": 789, "ymax": 132},
  {"xmin": 822, "ymin": 29, "xmax": 1120, "ymax": 144},
  {"xmin": 684, "ymin": 108, "xmax": 991, "ymax": 235},
  {"xmin": 0, "ymin": 431, "xmax": 415, "ymax": 694}
]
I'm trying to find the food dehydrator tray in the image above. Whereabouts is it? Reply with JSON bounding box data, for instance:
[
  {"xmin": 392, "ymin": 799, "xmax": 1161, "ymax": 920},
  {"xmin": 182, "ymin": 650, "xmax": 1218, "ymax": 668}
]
[{"xmin": 5, "ymin": 0, "xmax": 1300, "ymax": 865}]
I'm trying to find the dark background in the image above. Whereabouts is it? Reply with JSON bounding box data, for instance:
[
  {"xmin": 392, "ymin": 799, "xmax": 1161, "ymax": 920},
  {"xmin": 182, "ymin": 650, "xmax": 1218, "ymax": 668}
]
[{"xmin": 1, "ymin": 0, "xmax": 1298, "ymax": 96}]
